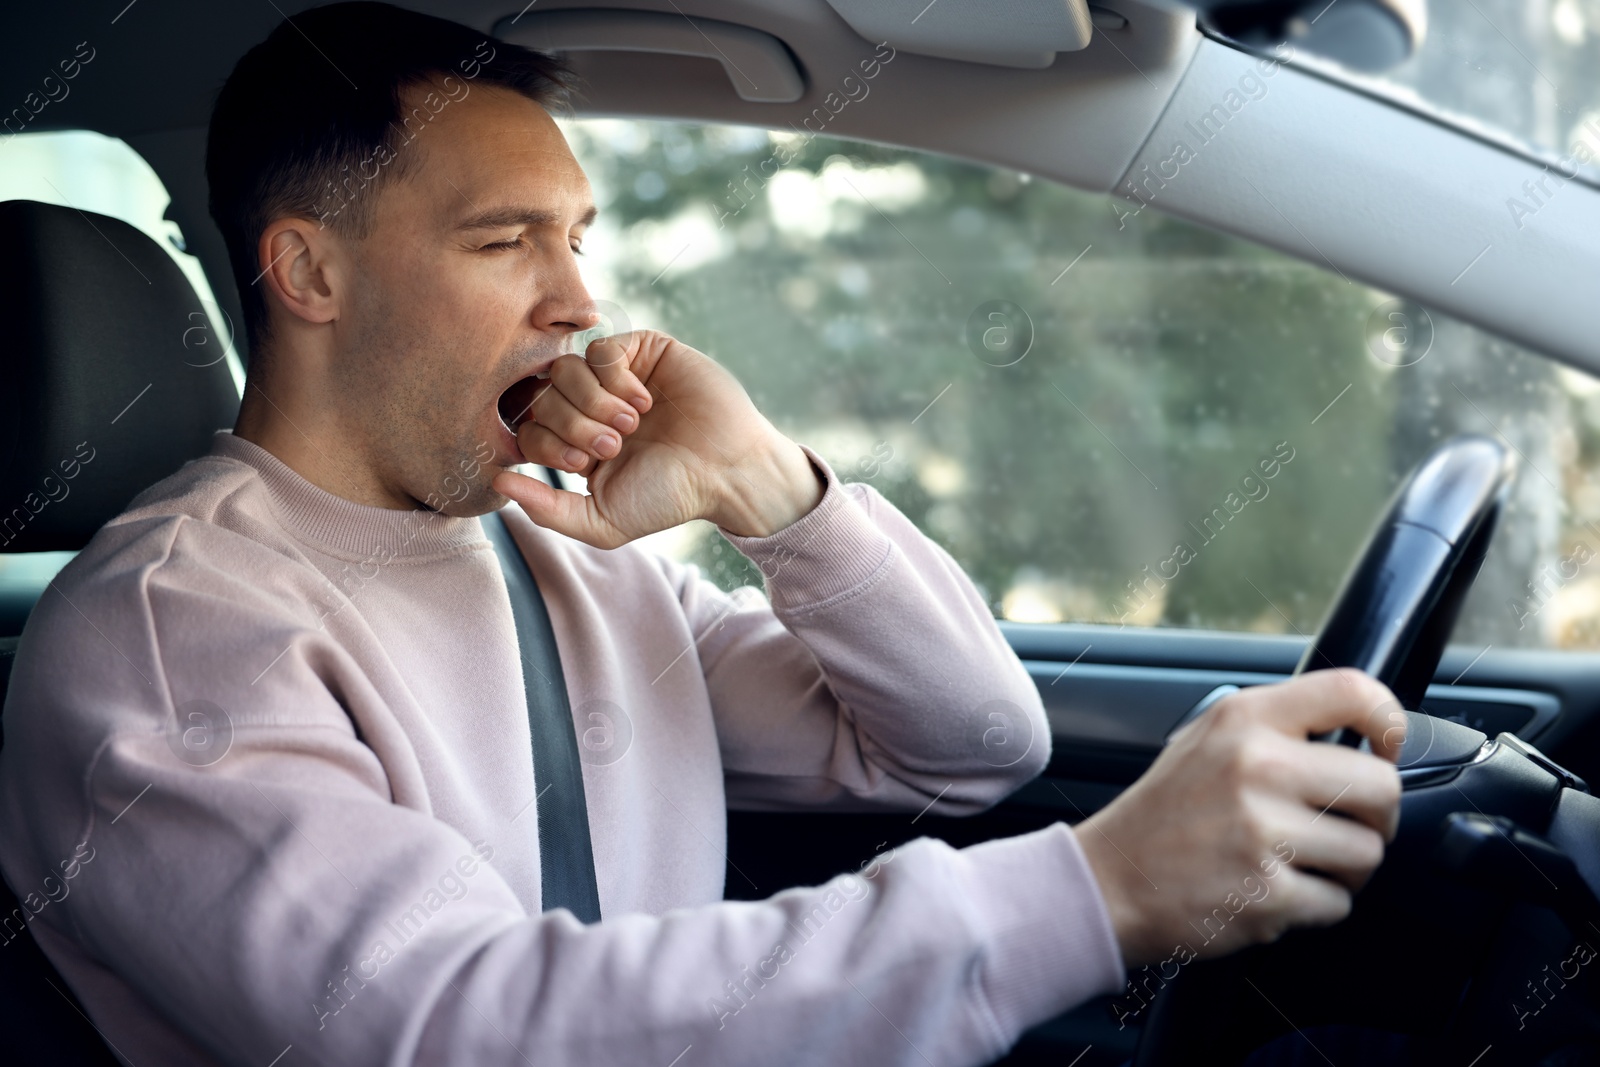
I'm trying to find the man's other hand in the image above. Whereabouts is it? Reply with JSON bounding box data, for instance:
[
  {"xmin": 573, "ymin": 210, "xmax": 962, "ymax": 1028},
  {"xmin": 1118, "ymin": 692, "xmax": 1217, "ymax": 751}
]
[
  {"xmin": 1074, "ymin": 669, "xmax": 1405, "ymax": 967},
  {"xmin": 492, "ymin": 330, "xmax": 823, "ymax": 547}
]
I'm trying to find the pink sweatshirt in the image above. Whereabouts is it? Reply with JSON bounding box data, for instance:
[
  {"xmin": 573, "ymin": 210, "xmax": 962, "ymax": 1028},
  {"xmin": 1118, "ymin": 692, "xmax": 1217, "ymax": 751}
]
[{"xmin": 0, "ymin": 430, "xmax": 1122, "ymax": 1066}]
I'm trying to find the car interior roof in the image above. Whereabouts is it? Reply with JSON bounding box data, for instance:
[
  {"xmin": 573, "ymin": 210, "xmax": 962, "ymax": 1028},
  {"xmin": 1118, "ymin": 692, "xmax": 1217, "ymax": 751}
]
[{"xmin": 4, "ymin": 0, "xmax": 1596, "ymax": 370}]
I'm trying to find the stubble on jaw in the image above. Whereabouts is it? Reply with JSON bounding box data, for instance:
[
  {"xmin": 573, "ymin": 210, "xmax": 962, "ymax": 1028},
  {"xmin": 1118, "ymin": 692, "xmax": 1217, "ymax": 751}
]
[
  {"xmin": 335, "ymin": 279, "xmax": 538, "ymax": 518},
  {"xmin": 391, "ymin": 343, "xmax": 534, "ymax": 519},
  {"xmin": 433, "ymin": 345, "xmax": 537, "ymax": 519}
]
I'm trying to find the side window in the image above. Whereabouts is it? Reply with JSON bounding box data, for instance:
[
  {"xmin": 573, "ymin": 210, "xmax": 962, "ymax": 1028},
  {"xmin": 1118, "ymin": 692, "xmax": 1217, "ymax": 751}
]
[
  {"xmin": 565, "ymin": 119, "xmax": 1597, "ymax": 651},
  {"xmin": 0, "ymin": 131, "xmax": 240, "ymax": 626}
]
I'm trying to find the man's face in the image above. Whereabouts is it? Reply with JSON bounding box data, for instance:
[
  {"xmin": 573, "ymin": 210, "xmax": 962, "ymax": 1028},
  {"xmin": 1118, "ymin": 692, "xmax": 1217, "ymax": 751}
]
[{"xmin": 333, "ymin": 82, "xmax": 598, "ymax": 515}]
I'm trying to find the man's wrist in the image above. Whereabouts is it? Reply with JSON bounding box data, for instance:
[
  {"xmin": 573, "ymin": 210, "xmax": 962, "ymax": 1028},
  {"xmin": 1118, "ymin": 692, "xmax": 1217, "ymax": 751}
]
[
  {"xmin": 1073, "ymin": 819, "xmax": 1151, "ymax": 967},
  {"xmin": 713, "ymin": 436, "xmax": 826, "ymax": 538}
]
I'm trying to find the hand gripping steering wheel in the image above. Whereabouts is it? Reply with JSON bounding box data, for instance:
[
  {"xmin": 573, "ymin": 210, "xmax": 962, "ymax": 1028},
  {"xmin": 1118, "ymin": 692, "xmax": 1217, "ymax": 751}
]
[{"xmin": 1130, "ymin": 434, "xmax": 1561, "ymax": 1065}]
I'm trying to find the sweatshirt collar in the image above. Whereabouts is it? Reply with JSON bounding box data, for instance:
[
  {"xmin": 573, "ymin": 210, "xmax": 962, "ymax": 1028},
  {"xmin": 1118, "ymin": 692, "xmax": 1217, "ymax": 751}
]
[{"xmin": 208, "ymin": 431, "xmax": 486, "ymax": 560}]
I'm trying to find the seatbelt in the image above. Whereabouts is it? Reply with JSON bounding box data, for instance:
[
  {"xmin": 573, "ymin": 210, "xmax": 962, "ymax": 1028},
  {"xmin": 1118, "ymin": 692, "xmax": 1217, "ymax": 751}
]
[{"xmin": 482, "ymin": 509, "xmax": 602, "ymax": 923}]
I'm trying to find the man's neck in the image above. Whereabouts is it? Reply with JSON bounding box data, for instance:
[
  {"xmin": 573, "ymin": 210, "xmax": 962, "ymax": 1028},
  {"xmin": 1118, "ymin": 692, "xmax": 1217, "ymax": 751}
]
[{"xmin": 233, "ymin": 375, "xmax": 412, "ymax": 511}]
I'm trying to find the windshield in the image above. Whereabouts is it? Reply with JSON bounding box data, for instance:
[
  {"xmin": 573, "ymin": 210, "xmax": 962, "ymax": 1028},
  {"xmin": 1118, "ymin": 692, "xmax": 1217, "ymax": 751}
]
[{"xmin": 1356, "ymin": 0, "xmax": 1600, "ymax": 164}]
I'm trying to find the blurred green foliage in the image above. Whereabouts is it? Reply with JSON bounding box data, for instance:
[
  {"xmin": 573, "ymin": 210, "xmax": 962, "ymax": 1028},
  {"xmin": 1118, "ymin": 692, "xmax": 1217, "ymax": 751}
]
[{"xmin": 563, "ymin": 119, "xmax": 1590, "ymax": 646}]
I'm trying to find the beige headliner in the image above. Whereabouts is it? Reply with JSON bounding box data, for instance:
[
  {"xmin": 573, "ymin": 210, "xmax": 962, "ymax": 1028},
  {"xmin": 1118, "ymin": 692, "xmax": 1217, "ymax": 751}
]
[{"xmin": 121, "ymin": 0, "xmax": 1599, "ymax": 368}]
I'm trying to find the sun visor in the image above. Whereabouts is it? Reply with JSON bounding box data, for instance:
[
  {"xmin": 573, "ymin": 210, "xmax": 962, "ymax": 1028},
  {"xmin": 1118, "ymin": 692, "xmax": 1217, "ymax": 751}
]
[{"xmin": 821, "ymin": 0, "xmax": 1094, "ymax": 68}]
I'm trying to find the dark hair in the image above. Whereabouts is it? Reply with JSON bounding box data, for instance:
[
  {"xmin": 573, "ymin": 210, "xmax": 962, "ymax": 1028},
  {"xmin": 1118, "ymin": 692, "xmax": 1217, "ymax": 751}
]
[{"xmin": 206, "ymin": 1, "xmax": 570, "ymax": 356}]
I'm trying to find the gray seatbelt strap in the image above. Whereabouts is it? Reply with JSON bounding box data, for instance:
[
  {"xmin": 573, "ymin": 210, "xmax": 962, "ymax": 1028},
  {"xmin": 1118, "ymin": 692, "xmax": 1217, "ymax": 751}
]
[{"xmin": 482, "ymin": 508, "xmax": 602, "ymax": 923}]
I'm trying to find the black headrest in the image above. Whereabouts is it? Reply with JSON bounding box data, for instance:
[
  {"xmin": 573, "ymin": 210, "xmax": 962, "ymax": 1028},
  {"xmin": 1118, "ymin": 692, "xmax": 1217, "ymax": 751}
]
[{"xmin": 0, "ymin": 200, "xmax": 239, "ymax": 552}]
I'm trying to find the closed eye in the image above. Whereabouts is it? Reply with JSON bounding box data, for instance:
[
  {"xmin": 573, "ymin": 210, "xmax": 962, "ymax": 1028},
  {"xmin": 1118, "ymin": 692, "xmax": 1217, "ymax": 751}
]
[{"xmin": 478, "ymin": 237, "xmax": 585, "ymax": 255}]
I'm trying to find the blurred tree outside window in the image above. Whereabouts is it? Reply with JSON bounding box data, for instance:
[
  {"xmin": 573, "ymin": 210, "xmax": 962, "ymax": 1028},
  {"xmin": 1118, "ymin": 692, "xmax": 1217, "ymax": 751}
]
[{"xmin": 563, "ymin": 118, "xmax": 1600, "ymax": 651}]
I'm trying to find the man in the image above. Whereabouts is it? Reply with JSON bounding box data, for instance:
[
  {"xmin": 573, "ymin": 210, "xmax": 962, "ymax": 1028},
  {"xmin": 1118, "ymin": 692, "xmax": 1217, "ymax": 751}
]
[{"xmin": 0, "ymin": 4, "xmax": 1403, "ymax": 1064}]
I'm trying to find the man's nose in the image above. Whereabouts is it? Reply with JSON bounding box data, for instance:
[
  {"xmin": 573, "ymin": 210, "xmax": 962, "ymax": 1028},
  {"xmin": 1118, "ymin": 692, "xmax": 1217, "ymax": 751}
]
[
  {"xmin": 536, "ymin": 258, "xmax": 601, "ymax": 336},
  {"xmin": 561, "ymin": 304, "xmax": 603, "ymax": 334}
]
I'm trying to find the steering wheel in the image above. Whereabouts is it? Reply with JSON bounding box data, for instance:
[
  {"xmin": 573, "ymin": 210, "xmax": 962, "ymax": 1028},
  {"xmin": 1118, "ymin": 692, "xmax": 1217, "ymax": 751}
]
[
  {"xmin": 1291, "ymin": 434, "xmax": 1514, "ymax": 720},
  {"xmin": 1128, "ymin": 434, "xmax": 1584, "ymax": 1065}
]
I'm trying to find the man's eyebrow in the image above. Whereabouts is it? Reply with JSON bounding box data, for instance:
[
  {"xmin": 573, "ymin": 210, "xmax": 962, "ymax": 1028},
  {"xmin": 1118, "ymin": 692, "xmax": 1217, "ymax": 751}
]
[{"xmin": 455, "ymin": 205, "xmax": 599, "ymax": 230}]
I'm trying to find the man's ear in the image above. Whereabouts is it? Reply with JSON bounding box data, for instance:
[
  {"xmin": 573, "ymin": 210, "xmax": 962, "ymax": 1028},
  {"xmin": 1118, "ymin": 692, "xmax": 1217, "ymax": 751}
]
[{"xmin": 255, "ymin": 217, "xmax": 343, "ymax": 328}]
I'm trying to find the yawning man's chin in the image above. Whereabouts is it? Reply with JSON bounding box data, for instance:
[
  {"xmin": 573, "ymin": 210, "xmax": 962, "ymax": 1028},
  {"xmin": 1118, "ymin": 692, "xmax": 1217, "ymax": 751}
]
[{"xmin": 414, "ymin": 436, "xmax": 513, "ymax": 518}]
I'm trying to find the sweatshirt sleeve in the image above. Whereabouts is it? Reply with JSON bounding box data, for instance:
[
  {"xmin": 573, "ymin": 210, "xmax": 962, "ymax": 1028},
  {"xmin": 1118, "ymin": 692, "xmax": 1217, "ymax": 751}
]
[
  {"xmin": 0, "ymin": 536, "xmax": 1124, "ymax": 1067},
  {"xmin": 663, "ymin": 445, "xmax": 1051, "ymax": 815}
]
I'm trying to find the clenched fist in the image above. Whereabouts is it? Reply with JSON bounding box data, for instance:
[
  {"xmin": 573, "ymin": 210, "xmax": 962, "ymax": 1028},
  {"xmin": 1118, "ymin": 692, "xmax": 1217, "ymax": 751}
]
[
  {"xmin": 1075, "ymin": 669, "xmax": 1405, "ymax": 967},
  {"xmin": 493, "ymin": 330, "xmax": 824, "ymax": 547}
]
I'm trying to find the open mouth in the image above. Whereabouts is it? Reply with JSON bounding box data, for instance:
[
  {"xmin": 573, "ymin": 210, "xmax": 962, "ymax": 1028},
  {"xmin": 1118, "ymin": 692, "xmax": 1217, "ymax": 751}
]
[{"xmin": 496, "ymin": 371, "xmax": 549, "ymax": 433}]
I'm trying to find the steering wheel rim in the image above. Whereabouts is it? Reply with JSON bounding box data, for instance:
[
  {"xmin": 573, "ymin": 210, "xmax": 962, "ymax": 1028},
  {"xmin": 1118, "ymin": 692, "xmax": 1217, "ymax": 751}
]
[
  {"xmin": 1131, "ymin": 434, "xmax": 1517, "ymax": 1067},
  {"xmin": 1293, "ymin": 433, "xmax": 1516, "ymax": 716}
]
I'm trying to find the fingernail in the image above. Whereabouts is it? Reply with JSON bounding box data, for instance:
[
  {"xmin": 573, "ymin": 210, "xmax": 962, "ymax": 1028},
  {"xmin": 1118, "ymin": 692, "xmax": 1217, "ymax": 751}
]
[
  {"xmin": 594, "ymin": 432, "xmax": 620, "ymax": 457},
  {"xmin": 611, "ymin": 411, "xmax": 636, "ymax": 432},
  {"xmin": 562, "ymin": 446, "xmax": 587, "ymax": 468},
  {"xmin": 630, "ymin": 395, "xmax": 650, "ymax": 412}
]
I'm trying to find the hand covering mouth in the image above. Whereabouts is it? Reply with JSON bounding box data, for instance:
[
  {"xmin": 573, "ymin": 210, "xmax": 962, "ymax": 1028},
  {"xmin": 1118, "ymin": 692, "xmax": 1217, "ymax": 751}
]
[{"xmin": 496, "ymin": 371, "xmax": 550, "ymax": 433}]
